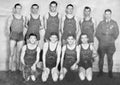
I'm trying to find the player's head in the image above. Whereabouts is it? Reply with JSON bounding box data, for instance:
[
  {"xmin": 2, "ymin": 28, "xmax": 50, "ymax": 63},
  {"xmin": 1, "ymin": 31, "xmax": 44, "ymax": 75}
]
[
  {"xmin": 28, "ymin": 33, "xmax": 37, "ymax": 44},
  {"xmin": 49, "ymin": 32, "xmax": 59, "ymax": 42},
  {"xmin": 66, "ymin": 33, "xmax": 76, "ymax": 45},
  {"xmin": 84, "ymin": 6, "xmax": 91, "ymax": 17},
  {"xmin": 66, "ymin": 4, "xmax": 74, "ymax": 14},
  {"xmin": 80, "ymin": 33, "xmax": 89, "ymax": 44},
  {"xmin": 31, "ymin": 4, "xmax": 39, "ymax": 14},
  {"xmin": 13, "ymin": 3, "xmax": 22, "ymax": 14},
  {"xmin": 49, "ymin": 1, "xmax": 58, "ymax": 12}
]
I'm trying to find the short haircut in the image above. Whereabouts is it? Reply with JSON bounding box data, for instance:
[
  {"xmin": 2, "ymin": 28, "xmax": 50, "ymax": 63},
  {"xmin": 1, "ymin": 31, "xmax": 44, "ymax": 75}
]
[
  {"xmin": 31, "ymin": 4, "xmax": 39, "ymax": 9},
  {"xmin": 28, "ymin": 33, "xmax": 37, "ymax": 39},
  {"xmin": 50, "ymin": 1, "xmax": 58, "ymax": 6},
  {"xmin": 66, "ymin": 4, "xmax": 74, "ymax": 8},
  {"xmin": 84, "ymin": 6, "xmax": 91, "ymax": 11},
  {"xmin": 14, "ymin": 3, "xmax": 22, "ymax": 8},
  {"xmin": 67, "ymin": 33, "xmax": 76, "ymax": 39},
  {"xmin": 80, "ymin": 33, "xmax": 88, "ymax": 38},
  {"xmin": 50, "ymin": 32, "xmax": 59, "ymax": 39},
  {"xmin": 105, "ymin": 9, "xmax": 112, "ymax": 13}
]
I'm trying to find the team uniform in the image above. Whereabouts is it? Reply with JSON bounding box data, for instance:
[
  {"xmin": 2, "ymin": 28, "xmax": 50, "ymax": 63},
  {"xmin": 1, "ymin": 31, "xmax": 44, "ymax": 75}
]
[
  {"xmin": 79, "ymin": 18, "xmax": 94, "ymax": 43},
  {"xmin": 42, "ymin": 42, "xmax": 59, "ymax": 82},
  {"xmin": 62, "ymin": 16, "xmax": 76, "ymax": 41},
  {"xmin": 26, "ymin": 15, "xmax": 41, "ymax": 40},
  {"xmin": 79, "ymin": 44, "xmax": 93, "ymax": 69},
  {"xmin": 63, "ymin": 45, "xmax": 77, "ymax": 69},
  {"xmin": 23, "ymin": 45, "xmax": 39, "ymax": 80},
  {"xmin": 46, "ymin": 42, "xmax": 58, "ymax": 69},
  {"xmin": 10, "ymin": 15, "xmax": 24, "ymax": 41},
  {"xmin": 96, "ymin": 19, "xmax": 119, "ymax": 72},
  {"xmin": 45, "ymin": 13, "xmax": 59, "ymax": 40},
  {"xmin": 78, "ymin": 44, "xmax": 94, "ymax": 81},
  {"xmin": 60, "ymin": 45, "xmax": 77, "ymax": 81}
]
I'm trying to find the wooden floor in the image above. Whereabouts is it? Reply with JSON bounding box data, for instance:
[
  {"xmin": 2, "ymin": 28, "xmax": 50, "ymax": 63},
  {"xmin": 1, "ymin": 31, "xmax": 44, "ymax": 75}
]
[{"xmin": 0, "ymin": 71, "xmax": 120, "ymax": 85}]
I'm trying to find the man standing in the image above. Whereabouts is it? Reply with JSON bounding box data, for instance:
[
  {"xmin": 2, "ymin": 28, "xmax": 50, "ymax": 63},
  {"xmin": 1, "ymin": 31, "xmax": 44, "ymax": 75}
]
[
  {"xmin": 79, "ymin": 6, "xmax": 96, "ymax": 44},
  {"xmin": 61, "ymin": 4, "xmax": 79, "ymax": 45},
  {"xmin": 96, "ymin": 9, "xmax": 119, "ymax": 78},
  {"xmin": 44, "ymin": 1, "xmax": 61, "ymax": 41},
  {"xmin": 25, "ymin": 4, "xmax": 44, "ymax": 49}
]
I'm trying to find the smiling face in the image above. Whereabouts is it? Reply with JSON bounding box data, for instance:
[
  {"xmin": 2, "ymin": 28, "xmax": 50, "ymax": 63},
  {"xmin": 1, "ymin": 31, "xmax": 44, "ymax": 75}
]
[
  {"xmin": 29, "ymin": 35, "xmax": 37, "ymax": 44},
  {"xmin": 49, "ymin": 3, "xmax": 57, "ymax": 12},
  {"xmin": 81, "ymin": 34, "xmax": 89, "ymax": 44},
  {"xmin": 66, "ymin": 5, "xmax": 74, "ymax": 14},
  {"xmin": 67, "ymin": 36, "xmax": 75, "ymax": 45},
  {"xmin": 14, "ymin": 5, "xmax": 22, "ymax": 14},
  {"xmin": 31, "ymin": 5, "xmax": 39, "ymax": 14}
]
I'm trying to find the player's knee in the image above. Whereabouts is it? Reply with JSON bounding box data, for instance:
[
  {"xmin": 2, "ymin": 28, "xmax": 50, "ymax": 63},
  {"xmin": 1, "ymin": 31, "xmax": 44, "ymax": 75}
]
[
  {"xmin": 59, "ymin": 73, "xmax": 64, "ymax": 81},
  {"xmin": 42, "ymin": 69, "xmax": 50, "ymax": 82},
  {"xmin": 42, "ymin": 73, "xmax": 48, "ymax": 82},
  {"xmin": 79, "ymin": 72, "xmax": 85, "ymax": 81},
  {"xmin": 87, "ymin": 75, "xmax": 92, "ymax": 81},
  {"xmin": 52, "ymin": 73, "xmax": 59, "ymax": 82}
]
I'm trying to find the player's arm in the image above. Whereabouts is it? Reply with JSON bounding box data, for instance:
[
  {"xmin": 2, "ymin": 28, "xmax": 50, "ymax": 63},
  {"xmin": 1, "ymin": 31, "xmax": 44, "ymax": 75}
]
[
  {"xmin": 42, "ymin": 42, "xmax": 49, "ymax": 68},
  {"xmin": 20, "ymin": 45, "xmax": 27, "ymax": 65},
  {"xmin": 75, "ymin": 16, "xmax": 80, "ymax": 41},
  {"xmin": 7, "ymin": 15, "xmax": 13, "ymax": 35},
  {"xmin": 60, "ymin": 45, "xmax": 66, "ymax": 68},
  {"xmin": 56, "ymin": 42, "xmax": 61, "ymax": 68},
  {"xmin": 33, "ymin": 47, "xmax": 40, "ymax": 66},
  {"xmin": 44, "ymin": 13, "xmax": 49, "ymax": 30},
  {"xmin": 75, "ymin": 45, "xmax": 80, "ymax": 64},
  {"xmin": 61, "ymin": 16, "xmax": 65, "ymax": 34}
]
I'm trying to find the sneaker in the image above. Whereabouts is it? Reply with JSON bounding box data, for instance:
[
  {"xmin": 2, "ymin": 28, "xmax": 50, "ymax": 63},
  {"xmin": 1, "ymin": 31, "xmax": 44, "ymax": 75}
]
[{"xmin": 108, "ymin": 71, "xmax": 113, "ymax": 78}]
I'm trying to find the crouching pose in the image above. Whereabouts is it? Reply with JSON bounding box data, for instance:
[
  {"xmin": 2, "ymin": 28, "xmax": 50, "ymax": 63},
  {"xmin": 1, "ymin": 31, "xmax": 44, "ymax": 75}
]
[
  {"xmin": 42, "ymin": 32, "xmax": 61, "ymax": 82},
  {"xmin": 21, "ymin": 33, "xmax": 40, "ymax": 81},
  {"xmin": 78, "ymin": 33, "xmax": 97, "ymax": 81},
  {"xmin": 59, "ymin": 34, "xmax": 80, "ymax": 81}
]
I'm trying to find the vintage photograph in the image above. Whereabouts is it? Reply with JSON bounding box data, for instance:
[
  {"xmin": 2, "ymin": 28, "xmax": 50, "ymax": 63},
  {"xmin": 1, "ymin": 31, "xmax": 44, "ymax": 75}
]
[{"xmin": 0, "ymin": 0, "xmax": 120, "ymax": 85}]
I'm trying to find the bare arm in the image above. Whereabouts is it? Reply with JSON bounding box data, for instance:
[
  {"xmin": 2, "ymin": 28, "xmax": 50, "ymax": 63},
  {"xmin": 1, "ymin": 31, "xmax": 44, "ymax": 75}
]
[
  {"xmin": 92, "ymin": 18, "xmax": 97, "ymax": 38},
  {"xmin": 23, "ymin": 16, "xmax": 27, "ymax": 37},
  {"xmin": 20, "ymin": 45, "xmax": 26, "ymax": 65},
  {"xmin": 44, "ymin": 13, "xmax": 49, "ymax": 30},
  {"xmin": 42, "ymin": 42, "xmax": 49, "ymax": 68},
  {"xmin": 60, "ymin": 45, "xmax": 66, "ymax": 68},
  {"xmin": 75, "ymin": 16, "xmax": 80, "ymax": 41},
  {"xmin": 7, "ymin": 15, "xmax": 13, "ymax": 35},
  {"xmin": 39, "ymin": 29, "xmax": 45, "ymax": 49},
  {"xmin": 33, "ymin": 47, "xmax": 40, "ymax": 66},
  {"xmin": 58, "ymin": 14, "xmax": 62, "ymax": 41},
  {"xmin": 75, "ymin": 45, "xmax": 80, "ymax": 64},
  {"xmin": 39, "ymin": 16, "xmax": 45, "ymax": 49},
  {"xmin": 40, "ymin": 16, "xmax": 44, "ymax": 30},
  {"xmin": 90, "ymin": 43, "xmax": 97, "ymax": 58},
  {"xmin": 56, "ymin": 42, "xmax": 61, "ymax": 68},
  {"xmin": 61, "ymin": 16, "xmax": 65, "ymax": 34}
]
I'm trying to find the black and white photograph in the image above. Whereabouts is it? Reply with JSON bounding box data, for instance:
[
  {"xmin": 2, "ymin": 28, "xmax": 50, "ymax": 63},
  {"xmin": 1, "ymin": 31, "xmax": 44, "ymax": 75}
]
[{"xmin": 0, "ymin": 0, "xmax": 120, "ymax": 85}]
